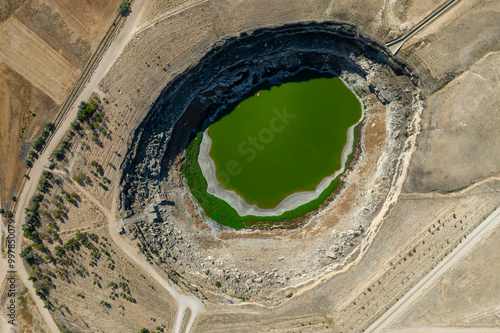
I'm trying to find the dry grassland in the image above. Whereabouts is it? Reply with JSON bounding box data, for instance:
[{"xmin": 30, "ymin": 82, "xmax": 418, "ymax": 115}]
[
  {"xmin": 21, "ymin": 171, "xmax": 176, "ymax": 332},
  {"xmin": 0, "ymin": 18, "xmax": 78, "ymax": 103},
  {"xmin": 0, "ymin": 273, "xmax": 49, "ymax": 333},
  {"xmin": 0, "ymin": 63, "xmax": 57, "ymax": 208},
  {"xmin": 40, "ymin": 0, "xmax": 123, "ymax": 44}
]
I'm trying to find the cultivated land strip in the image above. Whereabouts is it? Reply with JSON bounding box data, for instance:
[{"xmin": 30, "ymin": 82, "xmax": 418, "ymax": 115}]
[{"xmin": 0, "ymin": 18, "xmax": 78, "ymax": 103}]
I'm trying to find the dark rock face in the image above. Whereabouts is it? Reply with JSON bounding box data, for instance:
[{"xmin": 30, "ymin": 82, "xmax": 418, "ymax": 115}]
[{"xmin": 119, "ymin": 22, "xmax": 417, "ymax": 212}]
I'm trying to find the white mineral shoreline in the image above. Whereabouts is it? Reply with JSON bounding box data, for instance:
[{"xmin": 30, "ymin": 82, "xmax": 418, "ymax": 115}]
[{"xmin": 198, "ymin": 78, "xmax": 365, "ymax": 217}]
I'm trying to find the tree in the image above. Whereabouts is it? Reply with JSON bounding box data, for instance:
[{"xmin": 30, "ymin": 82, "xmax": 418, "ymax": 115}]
[
  {"xmin": 20, "ymin": 246, "xmax": 34, "ymax": 262},
  {"xmin": 118, "ymin": 1, "xmax": 130, "ymax": 15},
  {"xmin": 44, "ymin": 122, "xmax": 55, "ymax": 131},
  {"xmin": 3, "ymin": 210, "xmax": 13, "ymax": 218},
  {"xmin": 32, "ymin": 136, "xmax": 45, "ymax": 151},
  {"xmin": 52, "ymin": 149, "xmax": 64, "ymax": 161},
  {"xmin": 10, "ymin": 195, "xmax": 16, "ymax": 202},
  {"xmin": 71, "ymin": 121, "xmax": 81, "ymax": 130},
  {"xmin": 38, "ymin": 178, "xmax": 50, "ymax": 193},
  {"xmin": 215, "ymin": 281, "xmax": 221, "ymax": 288}
]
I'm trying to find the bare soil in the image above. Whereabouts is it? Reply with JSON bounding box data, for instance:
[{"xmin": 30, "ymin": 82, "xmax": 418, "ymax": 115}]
[{"xmin": 0, "ymin": 63, "xmax": 57, "ymax": 209}]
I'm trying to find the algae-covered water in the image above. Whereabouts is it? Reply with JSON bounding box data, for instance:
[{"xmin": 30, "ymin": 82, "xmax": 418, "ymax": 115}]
[{"xmin": 208, "ymin": 77, "xmax": 361, "ymax": 209}]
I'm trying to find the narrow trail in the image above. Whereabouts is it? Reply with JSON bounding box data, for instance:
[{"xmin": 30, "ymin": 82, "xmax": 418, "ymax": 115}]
[
  {"xmin": 73, "ymin": 179, "xmax": 204, "ymax": 333},
  {"xmin": 2, "ymin": 1, "xmax": 148, "ymax": 332},
  {"xmin": 401, "ymin": 173, "xmax": 500, "ymax": 200}
]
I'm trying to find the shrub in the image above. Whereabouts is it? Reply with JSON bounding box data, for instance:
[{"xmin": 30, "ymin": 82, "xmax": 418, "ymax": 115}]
[
  {"xmin": 71, "ymin": 121, "xmax": 81, "ymax": 130},
  {"xmin": 44, "ymin": 122, "xmax": 55, "ymax": 131},
  {"xmin": 52, "ymin": 149, "xmax": 64, "ymax": 160},
  {"xmin": 72, "ymin": 173, "xmax": 86, "ymax": 184},
  {"xmin": 42, "ymin": 170, "xmax": 53, "ymax": 179},
  {"xmin": 20, "ymin": 246, "xmax": 34, "ymax": 262},
  {"xmin": 91, "ymin": 160, "xmax": 98, "ymax": 167},
  {"xmin": 215, "ymin": 281, "xmax": 221, "ymax": 288},
  {"xmin": 118, "ymin": 1, "xmax": 130, "ymax": 14}
]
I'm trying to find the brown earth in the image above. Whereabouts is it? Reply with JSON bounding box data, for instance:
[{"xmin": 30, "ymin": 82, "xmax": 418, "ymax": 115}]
[
  {"xmin": 0, "ymin": 0, "xmax": 124, "ymax": 211},
  {"xmin": 0, "ymin": 63, "xmax": 57, "ymax": 209}
]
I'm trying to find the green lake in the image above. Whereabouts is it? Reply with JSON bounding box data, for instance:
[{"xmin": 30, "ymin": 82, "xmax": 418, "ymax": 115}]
[{"xmin": 208, "ymin": 77, "xmax": 362, "ymax": 209}]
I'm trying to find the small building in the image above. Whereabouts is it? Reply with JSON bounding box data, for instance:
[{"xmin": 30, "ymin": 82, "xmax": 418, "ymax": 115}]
[{"xmin": 116, "ymin": 226, "xmax": 125, "ymax": 235}]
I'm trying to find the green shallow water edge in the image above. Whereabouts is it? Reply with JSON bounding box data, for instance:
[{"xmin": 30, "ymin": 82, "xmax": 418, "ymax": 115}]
[
  {"xmin": 208, "ymin": 77, "xmax": 362, "ymax": 209},
  {"xmin": 182, "ymin": 120, "xmax": 361, "ymax": 230}
]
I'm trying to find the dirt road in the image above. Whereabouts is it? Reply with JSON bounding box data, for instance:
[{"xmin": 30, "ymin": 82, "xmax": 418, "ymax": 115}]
[
  {"xmin": 386, "ymin": 0, "xmax": 462, "ymax": 54},
  {"xmin": 367, "ymin": 206, "xmax": 500, "ymax": 332},
  {"xmin": 0, "ymin": 1, "xmax": 145, "ymax": 332}
]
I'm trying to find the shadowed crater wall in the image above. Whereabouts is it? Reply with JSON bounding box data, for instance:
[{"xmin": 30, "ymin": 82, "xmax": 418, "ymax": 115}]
[{"xmin": 119, "ymin": 21, "xmax": 416, "ymax": 218}]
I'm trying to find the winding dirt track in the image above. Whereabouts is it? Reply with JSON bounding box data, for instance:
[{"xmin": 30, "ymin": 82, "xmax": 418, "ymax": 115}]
[{"xmin": 0, "ymin": 1, "xmax": 144, "ymax": 332}]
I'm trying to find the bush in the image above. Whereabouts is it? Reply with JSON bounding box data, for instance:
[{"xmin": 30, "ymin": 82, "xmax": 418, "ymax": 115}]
[
  {"xmin": 52, "ymin": 149, "xmax": 64, "ymax": 161},
  {"xmin": 42, "ymin": 170, "xmax": 53, "ymax": 179},
  {"xmin": 44, "ymin": 122, "xmax": 55, "ymax": 131},
  {"xmin": 3, "ymin": 210, "xmax": 13, "ymax": 218},
  {"xmin": 24, "ymin": 158, "xmax": 33, "ymax": 168},
  {"xmin": 72, "ymin": 173, "xmax": 86, "ymax": 184},
  {"xmin": 77, "ymin": 101, "xmax": 98, "ymax": 122},
  {"xmin": 20, "ymin": 246, "xmax": 34, "ymax": 262},
  {"xmin": 215, "ymin": 281, "xmax": 221, "ymax": 288},
  {"xmin": 118, "ymin": 1, "xmax": 130, "ymax": 14}
]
